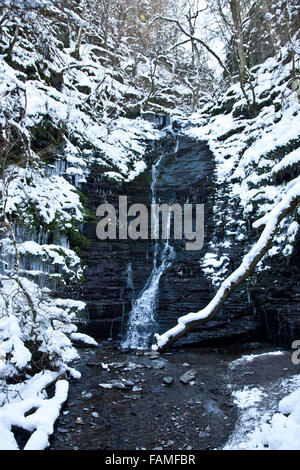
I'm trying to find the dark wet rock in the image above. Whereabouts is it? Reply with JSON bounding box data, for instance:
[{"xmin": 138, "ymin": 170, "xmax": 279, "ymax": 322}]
[
  {"xmin": 57, "ymin": 427, "xmax": 69, "ymax": 434},
  {"xmin": 152, "ymin": 360, "xmax": 166, "ymax": 370},
  {"xmin": 86, "ymin": 362, "xmax": 99, "ymax": 368},
  {"xmin": 111, "ymin": 380, "xmax": 127, "ymax": 390},
  {"xmin": 76, "ymin": 130, "xmax": 270, "ymax": 349}
]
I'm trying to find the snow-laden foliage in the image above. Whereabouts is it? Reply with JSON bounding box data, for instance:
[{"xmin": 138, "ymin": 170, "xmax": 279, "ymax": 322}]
[
  {"xmin": 0, "ymin": 272, "xmax": 88, "ymax": 449},
  {"xmin": 0, "ymin": 370, "xmax": 69, "ymax": 450},
  {"xmin": 0, "ymin": 276, "xmax": 86, "ymax": 379}
]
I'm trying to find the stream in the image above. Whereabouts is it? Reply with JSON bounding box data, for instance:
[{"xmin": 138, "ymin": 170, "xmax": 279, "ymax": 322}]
[{"xmin": 50, "ymin": 342, "xmax": 299, "ymax": 450}]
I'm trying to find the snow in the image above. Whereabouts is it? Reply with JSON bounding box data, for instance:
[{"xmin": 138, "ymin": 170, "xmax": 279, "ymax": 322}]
[
  {"xmin": 0, "ymin": 273, "xmax": 92, "ymax": 449},
  {"xmin": 70, "ymin": 332, "xmax": 98, "ymax": 347},
  {"xmin": 224, "ymin": 375, "xmax": 300, "ymax": 450},
  {"xmin": 232, "ymin": 386, "xmax": 267, "ymax": 409},
  {"xmin": 0, "ymin": 371, "xmax": 69, "ymax": 450},
  {"xmin": 272, "ymin": 149, "xmax": 300, "ymax": 176},
  {"xmin": 229, "ymin": 351, "xmax": 284, "ymax": 369}
]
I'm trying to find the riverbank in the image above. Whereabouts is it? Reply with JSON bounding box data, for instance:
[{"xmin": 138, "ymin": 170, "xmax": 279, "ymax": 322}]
[{"xmin": 49, "ymin": 342, "xmax": 299, "ymax": 450}]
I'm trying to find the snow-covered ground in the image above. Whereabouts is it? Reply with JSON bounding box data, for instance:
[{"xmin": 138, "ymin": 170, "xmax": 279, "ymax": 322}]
[{"xmin": 224, "ymin": 353, "xmax": 300, "ymax": 450}]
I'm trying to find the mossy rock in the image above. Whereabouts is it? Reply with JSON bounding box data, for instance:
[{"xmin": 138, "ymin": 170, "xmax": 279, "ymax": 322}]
[
  {"xmin": 232, "ymin": 103, "xmax": 259, "ymax": 119},
  {"xmin": 217, "ymin": 125, "xmax": 246, "ymax": 142},
  {"xmin": 30, "ymin": 117, "xmax": 66, "ymax": 162},
  {"xmin": 76, "ymin": 85, "xmax": 92, "ymax": 95}
]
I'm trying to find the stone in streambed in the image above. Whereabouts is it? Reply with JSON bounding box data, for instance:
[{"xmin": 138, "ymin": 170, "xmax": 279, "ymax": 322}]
[
  {"xmin": 162, "ymin": 376, "xmax": 174, "ymax": 385},
  {"xmin": 180, "ymin": 369, "xmax": 196, "ymax": 384},
  {"xmin": 152, "ymin": 360, "xmax": 166, "ymax": 370}
]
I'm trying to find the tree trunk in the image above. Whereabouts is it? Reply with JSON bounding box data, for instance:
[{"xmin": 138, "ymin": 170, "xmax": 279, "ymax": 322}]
[
  {"xmin": 230, "ymin": 0, "xmax": 257, "ymax": 113},
  {"xmin": 74, "ymin": 26, "xmax": 83, "ymax": 60},
  {"xmin": 6, "ymin": 24, "xmax": 19, "ymax": 56}
]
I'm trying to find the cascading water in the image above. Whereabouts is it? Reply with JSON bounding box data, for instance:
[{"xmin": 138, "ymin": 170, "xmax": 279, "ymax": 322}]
[
  {"xmin": 121, "ymin": 149, "xmax": 176, "ymax": 350},
  {"xmin": 126, "ymin": 263, "xmax": 135, "ymax": 304}
]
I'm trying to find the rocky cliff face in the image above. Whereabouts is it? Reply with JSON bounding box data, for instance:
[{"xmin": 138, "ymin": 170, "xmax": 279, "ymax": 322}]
[{"xmin": 77, "ymin": 122, "xmax": 264, "ymax": 348}]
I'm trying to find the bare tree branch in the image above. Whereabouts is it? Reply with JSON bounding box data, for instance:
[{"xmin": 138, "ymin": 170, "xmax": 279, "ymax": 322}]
[{"xmin": 150, "ymin": 14, "xmax": 231, "ymax": 77}]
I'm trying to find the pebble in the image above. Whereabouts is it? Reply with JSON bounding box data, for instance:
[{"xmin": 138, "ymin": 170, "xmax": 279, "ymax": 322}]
[
  {"xmin": 165, "ymin": 440, "xmax": 174, "ymax": 446},
  {"xmin": 180, "ymin": 369, "xmax": 197, "ymax": 384},
  {"xmin": 162, "ymin": 376, "xmax": 174, "ymax": 385},
  {"xmin": 99, "ymin": 383, "xmax": 113, "ymax": 389},
  {"xmin": 57, "ymin": 427, "xmax": 69, "ymax": 434},
  {"xmin": 111, "ymin": 380, "xmax": 127, "ymax": 390},
  {"xmin": 123, "ymin": 379, "xmax": 135, "ymax": 387},
  {"xmin": 198, "ymin": 424, "xmax": 211, "ymax": 439},
  {"xmin": 152, "ymin": 360, "xmax": 166, "ymax": 370},
  {"xmin": 145, "ymin": 351, "xmax": 160, "ymax": 359}
]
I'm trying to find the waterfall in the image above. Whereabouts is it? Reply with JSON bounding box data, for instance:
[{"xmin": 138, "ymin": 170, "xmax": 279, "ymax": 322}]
[
  {"xmin": 121, "ymin": 153, "xmax": 175, "ymax": 350},
  {"xmin": 126, "ymin": 263, "xmax": 135, "ymax": 304}
]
